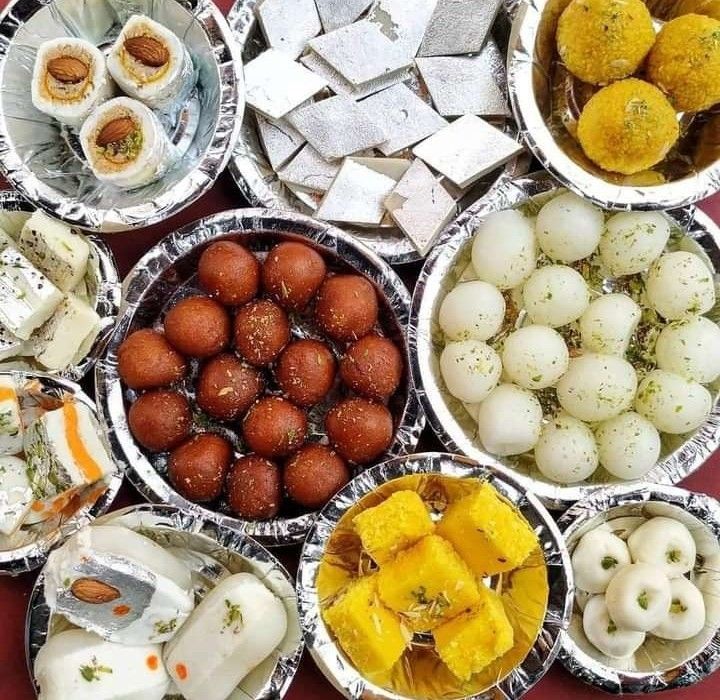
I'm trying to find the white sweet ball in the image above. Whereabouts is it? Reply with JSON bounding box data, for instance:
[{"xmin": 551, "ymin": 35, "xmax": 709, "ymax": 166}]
[
  {"xmin": 595, "ymin": 412, "xmax": 661, "ymax": 480},
  {"xmin": 556, "ymin": 353, "xmax": 637, "ymax": 422},
  {"xmin": 605, "ymin": 562, "xmax": 672, "ymax": 632},
  {"xmin": 635, "ymin": 369, "xmax": 712, "ymax": 434},
  {"xmin": 582, "ymin": 595, "xmax": 646, "ymax": 658},
  {"xmin": 501, "ymin": 325, "xmax": 569, "ymax": 390},
  {"xmin": 627, "ymin": 517, "xmax": 696, "ymax": 579},
  {"xmin": 477, "ymin": 383, "xmax": 543, "ymax": 456},
  {"xmin": 438, "ymin": 281, "xmax": 506, "ymax": 341},
  {"xmin": 646, "ymin": 252, "xmax": 716, "ymax": 320},
  {"xmin": 471, "ymin": 210, "xmax": 536, "ymax": 289},
  {"xmin": 651, "ymin": 577, "xmax": 706, "ymax": 641},
  {"xmin": 534, "ymin": 412, "xmax": 599, "ymax": 483},
  {"xmin": 599, "ymin": 211, "xmax": 671, "ymax": 276},
  {"xmin": 536, "ymin": 191, "xmax": 604, "ymax": 263},
  {"xmin": 579, "ymin": 293, "xmax": 642, "ymax": 356},
  {"xmin": 655, "ymin": 316, "xmax": 720, "ymax": 384},
  {"xmin": 523, "ymin": 265, "xmax": 590, "ymax": 327},
  {"xmin": 439, "ymin": 340, "xmax": 502, "ymax": 403}
]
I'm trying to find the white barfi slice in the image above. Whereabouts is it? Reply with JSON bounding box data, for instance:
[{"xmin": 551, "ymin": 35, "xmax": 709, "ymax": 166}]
[
  {"xmin": 0, "ymin": 246, "xmax": 63, "ymax": 340},
  {"xmin": 0, "ymin": 227, "xmax": 14, "ymax": 252},
  {"xmin": 315, "ymin": 0, "xmax": 372, "ymax": 32},
  {"xmin": 256, "ymin": 0, "xmax": 321, "ymax": 59},
  {"xmin": 0, "ymin": 375, "xmax": 23, "ymax": 455},
  {"xmin": 34, "ymin": 629, "xmax": 170, "ymax": 700},
  {"xmin": 256, "ymin": 112, "xmax": 306, "ymax": 171},
  {"xmin": 0, "ymin": 456, "xmax": 32, "ymax": 535},
  {"xmin": 164, "ymin": 573, "xmax": 287, "ymax": 700},
  {"xmin": 277, "ymin": 144, "xmax": 342, "ymax": 193},
  {"xmin": 0, "ymin": 324, "xmax": 25, "ymax": 361},
  {"xmin": 418, "ymin": 0, "xmax": 503, "ymax": 56},
  {"xmin": 18, "ymin": 211, "xmax": 90, "ymax": 293},
  {"xmin": 368, "ymin": 0, "xmax": 438, "ymax": 56}
]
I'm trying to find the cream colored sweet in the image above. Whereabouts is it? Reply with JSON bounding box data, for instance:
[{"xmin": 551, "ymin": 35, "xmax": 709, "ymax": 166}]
[
  {"xmin": 582, "ymin": 595, "xmax": 646, "ymax": 659},
  {"xmin": 439, "ymin": 339, "xmax": 501, "ymax": 403},
  {"xmin": 579, "ymin": 294, "xmax": 641, "ymax": 357},
  {"xmin": 595, "ymin": 412, "xmax": 661, "ymax": 480},
  {"xmin": 522, "ymin": 265, "xmax": 590, "ymax": 327},
  {"xmin": 605, "ymin": 562, "xmax": 672, "ymax": 631},
  {"xmin": 627, "ymin": 517, "xmax": 696, "ymax": 578},
  {"xmin": 0, "ymin": 376, "xmax": 23, "ymax": 455},
  {"xmin": 651, "ymin": 576, "xmax": 706, "ymax": 640},
  {"xmin": 438, "ymin": 281, "xmax": 506, "ymax": 341},
  {"xmin": 0, "ymin": 455, "xmax": 32, "ymax": 536},
  {"xmin": 599, "ymin": 212, "xmax": 671, "ymax": 276},
  {"xmin": 646, "ymin": 252, "xmax": 716, "ymax": 320},
  {"xmin": 655, "ymin": 317, "xmax": 720, "ymax": 384},
  {"xmin": 501, "ymin": 325, "xmax": 569, "ymax": 390},
  {"xmin": 534, "ymin": 412, "xmax": 598, "ymax": 483},
  {"xmin": 572, "ymin": 528, "xmax": 632, "ymax": 594}
]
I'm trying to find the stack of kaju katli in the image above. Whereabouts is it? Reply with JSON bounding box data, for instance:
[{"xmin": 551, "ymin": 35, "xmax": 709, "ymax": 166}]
[{"xmin": 244, "ymin": 0, "xmax": 521, "ymax": 257}]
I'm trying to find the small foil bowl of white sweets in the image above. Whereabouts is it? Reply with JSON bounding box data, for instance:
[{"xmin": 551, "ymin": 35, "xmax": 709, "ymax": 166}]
[
  {"xmin": 556, "ymin": 483, "xmax": 720, "ymax": 693},
  {"xmin": 26, "ymin": 503, "xmax": 304, "ymax": 700},
  {"xmin": 227, "ymin": 0, "xmax": 528, "ymax": 264},
  {"xmin": 0, "ymin": 371, "xmax": 123, "ymax": 576},
  {"xmin": 0, "ymin": 0, "xmax": 242, "ymax": 232},
  {"xmin": 410, "ymin": 171, "xmax": 720, "ymax": 510},
  {"xmin": 0, "ymin": 191, "xmax": 120, "ymax": 380}
]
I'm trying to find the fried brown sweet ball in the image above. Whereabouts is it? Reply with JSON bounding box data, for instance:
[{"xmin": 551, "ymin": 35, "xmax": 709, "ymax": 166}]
[
  {"xmin": 234, "ymin": 299, "xmax": 291, "ymax": 367},
  {"xmin": 128, "ymin": 390, "xmax": 191, "ymax": 452},
  {"xmin": 325, "ymin": 398, "xmax": 394, "ymax": 464},
  {"xmin": 164, "ymin": 296, "xmax": 231, "ymax": 358},
  {"xmin": 262, "ymin": 241, "xmax": 327, "ymax": 310},
  {"xmin": 314, "ymin": 275, "xmax": 379, "ymax": 342},
  {"xmin": 226, "ymin": 455, "xmax": 282, "ymax": 520},
  {"xmin": 196, "ymin": 354, "xmax": 264, "ymax": 421},
  {"xmin": 340, "ymin": 334, "xmax": 403, "ymax": 400},
  {"xmin": 168, "ymin": 433, "xmax": 233, "ymax": 502},
  {"xmin": 198, "ymin": 240, "xmax": 261, "ymax": 306},
  {"xmin": 284, "ymin": 444, "xmax": 350, "ymax": 509},
  {"xmin": 118, "ymin": 329, "xmax": 187, "ymax": 390},
  {"xmin": 242, "ymin": 396, "xmax": 307, "ymax": 458},
  {"xmin": 276, "ymin": 339, "xmax": 336, "ymax": 407}
]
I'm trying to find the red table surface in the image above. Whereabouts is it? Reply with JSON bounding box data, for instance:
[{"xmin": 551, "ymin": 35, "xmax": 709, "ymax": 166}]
[{"xmin": 1, "ymin": 2, "xmax": 720, "ymax": 698}]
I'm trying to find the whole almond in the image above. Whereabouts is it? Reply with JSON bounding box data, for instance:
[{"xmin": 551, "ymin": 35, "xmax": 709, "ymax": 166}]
[
  {"xmin": 96, "ymin": 117, "xmax": 136, "ymax": 147},
  {"xmin": 124, "ymin": 36, "xmax": 169, "ymax": 68},
  {"xmin": 47, "ymin": 56, "xmax": 88, "ymax": 84},
  {"xmin": 70, "ymin": 577, "xmax": 121, "ymax": 604}
]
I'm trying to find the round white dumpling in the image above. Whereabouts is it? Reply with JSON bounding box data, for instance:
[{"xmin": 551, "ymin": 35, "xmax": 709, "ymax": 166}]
[
  {"xmin": 646, "ymin": 252, "xmax": 716, "ymax": 320},
  {"xmin": 523, "ymin": 265, "xmax": 590, "ymax": 327},
  {"xmin": 536, "ymin": 191, "xmax": 604, "ymax": 263},
  {"xmin": 627, "ymin": 517, "xmax": 696, "ymax": 579},
  {"xmin": 501, "ymin": 325, "xmax": 569, "ymax": 389},
  {"xmin": 582, "ymin": 595, "xmax": 646, "ymax": 659},
  {"xmin": 440, "ymin": 340, "xmax": 501, "ymax": 403},
  {"xmin": 471, "ymin": 209, "xmax": 536, "ymax": 289},
  {"xmin": 579, "ymin": 293, "xmax": 641, "ymax": 356},
  {"xmin": 556, "ymin": 354, "xmax": 637, "ymax": 422},
  {"xmin": 595, "ymin": 412, "xmax": 661, "ymax": 480},
  {"xmin": 635, "ymin": 370, "xmax": 711, "ymax": 434},
  {"xmin": 477, "ymin": 383, "xmax": 543, "ymax": 456},
  {"xmin": 438, "ymin": 281, "xmax": 506, "ymax": 341},
  {"xmin": 605, "ymin": 562, "xmax": 672, "ymax": 632},
  {"xmin": 534, "ymin": 412, "xmax": 599, "ymax": 483},
  {"xmin": 572, "ymin": 528, "xmax": 632, "ymax": 593},
  {"xmin": 651, "ymin": 577, "xmax": 706, "ymax": 641},
  {"xmin": 655, "ymin": 316, "xmax": 720, "ymax": 384},
  {"xmin": 599, "ymin": 211, "xmax": 671, "ymax": 276}
]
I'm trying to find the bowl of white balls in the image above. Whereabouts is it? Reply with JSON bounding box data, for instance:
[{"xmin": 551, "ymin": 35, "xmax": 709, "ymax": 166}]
[{"xmin": 409, "ymin": 172, "xmax": 720, "ymax": 508}]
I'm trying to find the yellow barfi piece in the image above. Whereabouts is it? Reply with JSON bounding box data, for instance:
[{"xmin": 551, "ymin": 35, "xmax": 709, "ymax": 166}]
[
  {"xmin": 436, "ymin": 482, "xmax": 537, "ymax": 577},
  {"xmin": 323, "ymin": 574, "xmax": 407, "ymax": 676},
  {"xmin": 377, "ymin": 535, "xmax": 481, "ymax": 632},
  {"xmin": 353, "ymin": 490, "xmax": 434, "ymax": 564},
  {"xmin": 434, "ymin": 585, "xmax": 514, "ymax": 681}
]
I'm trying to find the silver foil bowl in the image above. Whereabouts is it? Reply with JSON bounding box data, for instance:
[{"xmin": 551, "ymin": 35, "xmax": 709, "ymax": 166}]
[
  {"xmin": 410, "ymin": 171, "xmax": 720, "ymax": 510},
  {"xmin": 95, "ymin": 208, "xmax": 425, "ymax": 546},
  {"xmin": 0, "ymin": 0, "xmax": 242, "ymax": 232},
  {"xmin": 0, "ymin": 371, "xmax": 123, "ymax": 575},
  {"xmin": 557, "ymin": 483, "xmax": 720, "ymax": 693},
  {"xmin": 26, "ymin": 503, "xmax": 304, "ymax": 700},
  {"xmin": 297, "ymin": 451, "xmax": 574, "ymax": 700},
  {"xmin": 508, "ymin": 0, "xmax": 720, "ymax": 210}
]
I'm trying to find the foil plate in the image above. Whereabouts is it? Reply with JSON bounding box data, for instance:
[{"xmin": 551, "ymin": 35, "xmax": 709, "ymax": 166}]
[
  {"xmin": 95, "ymin": 208, "xmax": 425, "ymax": 547},
  {"xmin": 0, "ymin": 371, "xmax": 123, "ymax": 576},
  {"xmin": 0, "ymin": 0, "xmax": 243, "ymax": 232},
  {"xmin": 557, "ymin": 483, "xmax": 720, "ymax": 694},
  {"xmin": 26, "ymin": 503, "xmax": 304, "ymax": 700},
  {"xmin": 508, "ymin": 0, "xmax": 720, "ymax": 211},
  {"xmin": 409, "ymin": 171, "xmax": 720, "ymax": 510},
  {"xmin": 0, "ymin": 190, "xmax": 120, "ymax": 381},
  {"xmin": 296, "ymin": 451, "xmax": 574, "ymax": 700},
  {"xmin": 227, "ymin": 0, "xmax": 529, "ymax": 265}
]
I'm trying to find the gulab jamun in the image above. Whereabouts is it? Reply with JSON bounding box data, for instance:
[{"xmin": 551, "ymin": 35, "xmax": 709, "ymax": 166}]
[
  {"xmin": 262, "ymin": 242, "xmax": 327, "ymax": 310},
  {"xmin": 198, "ymin": 240, "xmax": 261, "ymax": 306},
  {"xmin": 276, "ymin": 339, "xmax": 336, "ymax": 407},
  {"xmin": 118, "ymin": 329, "xmax": 187, "ymax": 390},
  {"xmin": 340, "ymin": 334, "xmax": 403, "ymax": 400},
  {"xmin": 128, "ymin": 390, "xmax": 191, "ymax": 452},
  {"xmin": 325, "ymin": 398, "xmax": 394, "ymax": 464},
  {"xmin": 284, "ymin": 444, "xmax": 350, "ymax": 509},
  {"xmin": 197, "ymin": 354, "xmax": 264, "ymax": 421},
  {"xmin": 168, "ymin": 433, "xmax": 233, "ymax": 503},
  {"xmin": 242, "ymin": 396, "xmax": 307, "ymax": 458},
  {"xmin": 314, "ymin": 275, "xmax": 379, "ymax": 342},
  {"xmin": 226, "ymin": 455, "xmax": 281, "ymax": 519},
  {"xmin": 234, "ymin": 299, "xmax": 290, "ymax": 367},
  {"xmin": 164, "ymin": 296, "xmax": 231, "ymax": 358}
]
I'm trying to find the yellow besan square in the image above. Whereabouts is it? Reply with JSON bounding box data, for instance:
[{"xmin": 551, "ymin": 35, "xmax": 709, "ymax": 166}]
[
  {"xmin": 353, "ymin": 490, "xmax": 434, "ymax": 564},
  {"xmin": 436, "ymin": 482, "xmax": 537, "ymax": 577}
]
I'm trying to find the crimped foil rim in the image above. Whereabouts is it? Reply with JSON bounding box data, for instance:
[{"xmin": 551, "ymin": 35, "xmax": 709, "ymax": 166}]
[
  {"xmin": 25, "ymin": 502, "xmax": 304, "ymax": 700},
  {"xmin": 507, "ymin": 0, "xmax": 720, "ymax": 211},
  {"xmin": 94, "ymin": 207, "xmax": 425, "ymax": 547},
  {"xmin": 296, "ymin": 451, "xmax": 574, "ymax": 700},
  {"xmin": 409, "ymin": 171, "xmax": 720, "ymax": 510},
  {"xmin": 0, "ymin": 370, "xmax": 124, "ymax": 575},
  {"xmin": 556, "ymin": 483, "xmax": 720, "ymax": 694},
  {"xmin": 0, "ymin": 0, "xmax": 244, "ymax": 232}
]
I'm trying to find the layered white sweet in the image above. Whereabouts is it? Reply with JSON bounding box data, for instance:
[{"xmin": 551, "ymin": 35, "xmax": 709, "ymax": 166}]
[
  {"xmin": 164, "ymin": 573, "xmax": 287, "ymax": 700},
  {"xmin": 522, "ymin": 264, "xmax": 590, "ymax": 328},
  {"xmin": 646, "ymin": 252, "xmax": 716, "ymax": 320},
  {"xmin": 80, "ymin": 97, "xmax": 174, "ymax": 189},
  {"xmin": 477, "ymin": 383, "xmax": 542, "ymax": 456},
  {"xmin": 439, "ymin": 339, "xmax": 501, "ymax": 403},
  {"xmin": 0, "ymin": 376, "xmax": 23, "ymax": 455},
  {"xmin": 572, "ymin": 529, "xmax": 631, "ymax": 593},
  {"xmin": 439, "ymin": 281, "xmax": 505, "ymax": 341},
  {"xmin": 582, "ymin": 595, "xmax": 646, "ymax": 659},
  {"xmin": 605, "ymin": 563, "xmax": 672, "ymax": 631},
  {"xmin": 534, "ymin": 412, "xmax": 598, "ymax": 483},
  {"xmin": 0, "ymin": 456, "xmax": 32, "ymax": 536},
  {"xmin": 0, "ymin": 325, "xmax": 25, "ymax": 361},
  {"xmin": 599, "ymin": 212, "xmax": 671, "ymax": 276},
  {"xmin": 579, "ymin": 294, "xmax": 642, "ymax": 357},
  {"xmin": 627, "ymin": 517, "xmax": 696, "ymax": 578},
  {"xmin": 536, "ymin": 192, "xmax": 603, "ymax": 263},
  {"xmin": 595, "ymin": 412, "xmax": 661, "ymax": 480},
  {"xmin": 501, "ymin": 325, "xmax": 569, "ymax": 390},
  {"xmin": 32, "ymin": 38, "xmax": 114, "ymax": 128},
  {"xmin": 652, "ymin": 577, "xmax": 706, "ymax": 640},
  {"xmin": 34, "ymin": 629, "xmax": 170, "ymax": 700},
  {"xmin": 655, "ymin": 317, "xmax": 720, "ymax": 384}
]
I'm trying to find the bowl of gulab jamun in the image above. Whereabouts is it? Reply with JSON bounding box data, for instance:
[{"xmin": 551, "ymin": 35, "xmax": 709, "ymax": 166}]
[{"xmin": 95, "ymin": 209, "xmax": 424, "ymax": 545}]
